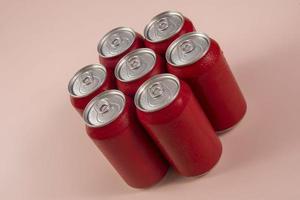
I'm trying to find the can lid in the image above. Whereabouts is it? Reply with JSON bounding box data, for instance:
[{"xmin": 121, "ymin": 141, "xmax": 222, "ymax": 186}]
[
  {"xmin": 68, "ymin": 64, "xmax": 107, "ymax": 98},
  {"xmin": 83, "ymin": 90, "xmax": 126, "ymax": 127},
  {"xmin": 144, "ymin": 11, "xmax": 184, "ymax": 43},
  {"xmin": 134, "ymin": 73, "xmax": 180, "ymax": 112},
  {"xmin": 97, "ymin": 27, "xmax": 136, "ymax": 58},
  {"xmin": 166, "ymin": 32, "xmax": 211, "ymax": 67},
  {"xmin": 115, "ymin": 48, "xmax": 156, "ymax": 82}
]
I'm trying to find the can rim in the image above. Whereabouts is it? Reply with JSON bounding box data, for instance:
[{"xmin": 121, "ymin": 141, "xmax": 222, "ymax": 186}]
[
  {"xmin": 68, "ymin": 64, "xmax": 107, "ymax": 98},
  {"xmin": 83, "ymin": 89, "xmax": 126, "ymax": 128},
  {"xmin": 165, "ymin": 32, "xmax": 211, "ymax": 67},
  {"xmin": 143, "ymin": 11, "xmax": 184, "ymax": 43},
  {"xmin": 97, "ymin": 27, "xmax": 136, "ymax": 58},
  {"xmin": 114, "ymin": 48, "xmax": 157, "ymax": 83},
  {"xmin": 134, "ymin": 73, "xmax": 180, "ymax": 112}
]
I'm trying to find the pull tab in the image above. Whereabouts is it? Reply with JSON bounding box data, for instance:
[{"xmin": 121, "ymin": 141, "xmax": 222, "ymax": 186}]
[
  {"xmin": 80, "ymin": 71, "xmax": 94, "ymax": 86},
  {"xmin": 148, "ymin": 82, "xmax": 164, "ymax": 98},
  {"xmin": 111, "ymin": 36, "xmax": 122, "ymax": 48},
  {"xmin": 180, "ymin": 40, "xmax": 195, "ymax": 54},
  {"xmin": 158, "ymin": 17, "xmax": 169, "ymax": 31},
  {"xmin": 94, "ymin": 98, "xmax": 110, "ymax": 114},
  {"xmin": 127, "ymin": 56, "xmax": 141, "ymax": 70}
]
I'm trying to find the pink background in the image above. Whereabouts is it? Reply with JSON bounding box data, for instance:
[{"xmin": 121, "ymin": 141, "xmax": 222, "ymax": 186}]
[{"xmin": 1, "ymin": 0, "xmax": 300, "ymax": 199}]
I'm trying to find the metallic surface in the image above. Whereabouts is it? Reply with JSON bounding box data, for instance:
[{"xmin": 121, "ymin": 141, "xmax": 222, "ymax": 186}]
[
  {"xmin": 68, "ymin": 64, "xmax": 114, "ymax": 116},
  {"xmin": 166, "ymin": 32, "xmax": 211, "ymax": 66},
  {"xmin": 143, "ymin": 11, "xmax": 195, "ymax": 55},
  {"xmin": 97, "ymin": 27, "xmax": 136, "ymax": 58},
  {"xmin": 134, "ymin": 73, "xmax": 180, "ymax": 112},
  {"xmin": 68, "ymin": 64, "xmax": 107, "ymax": 97},
  {"xmin": 144, "ymin": 11, "xmax": 184, "ymax": 42},
  {"xmin": 115, "ymin": 48, "xmax": 156, "ymax": 82},
  {"xmin": 83, "ymin": 90, "xmax": 125, "ymax": 127}
]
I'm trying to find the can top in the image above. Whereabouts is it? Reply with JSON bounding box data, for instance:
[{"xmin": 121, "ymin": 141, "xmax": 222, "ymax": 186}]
[
  {"xmin": 68, "ymin": 64, "xmax": 107, "ymax": 98},
  {"xmin": 115, "ymin": 48, "xmax": 156, "ymax": 82},
  {"xmin": 97, "ymin": 27, "xmax": 136, "ymax": 58},
  {"xmin": 134, "ymin": 73, "xmax": 180, "ymax": 112},
  {"xmin": 166, "ymin": 32, "xmax": 211, "ymax": 67},
  {"xmin": 83, "ymin": 90, "xmax": 126, "ymax": 127},
  {"xmin": 144, "ymin": 11, "xmax": 184, "ymax": 43}
]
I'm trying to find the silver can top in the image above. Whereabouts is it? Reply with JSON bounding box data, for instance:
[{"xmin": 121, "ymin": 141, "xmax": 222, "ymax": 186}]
[
  {"xmin": 97, "ymin": 27, "xmax": 136, "ymax": 58},
  {"xmin": 166, "ymin": 32, "xmax": 211, "ymax": 67},
  {"xmin": 115, "ymin": 48, "xmax": 156, "ymax": 82},
  {"xmin": 68, "ymin": 64, "xmax": 107, "ymax": 98},
  {"xmin": 134, "ymin": 73, "xmax": 180, "ymax": 112},
  {"xmin": 144, "ymin": 11, "xmax": 184, "ymax": 43},
  {"xmin": 83, "ymin": 90, "xmax": 126, "ymax": 127}
]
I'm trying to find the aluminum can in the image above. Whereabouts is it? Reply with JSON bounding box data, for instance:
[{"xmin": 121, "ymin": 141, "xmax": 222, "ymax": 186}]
[
  {"xmin": 144, "ymin": 11, "xmax": 195, "ymax": 55},
  {"xmin": 166, "ymin": 32, "xmax": 247, "ymax": 132},
  {"xmin": 115, "ymin": 48, "xmax": 165, "ymax": 96},
  {"xmin": 135, "ymin": 74, "xmax": 222, "ymax": 176},
  {"xmin": 68, "ymin": 64, "xmax": 114, "ymax": 115},
  {"xmin": 97, "ymin": 27, "xmax": 144, "ymax": 80},
  {"xmin": 83, "ymin": 90, "xmax": 168, "ymax": 188}
]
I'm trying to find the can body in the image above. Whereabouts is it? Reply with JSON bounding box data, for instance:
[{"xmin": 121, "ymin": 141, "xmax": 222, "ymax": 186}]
[
  {"xmin": 115, "ymin": 49, "xmax": 165, "ymax": 96},
  {"xmin": 144, "ymin": 11, "xmax": 195, "ymax": 55},
  {"xmin": 85, "ymin": 93, "xmax": 168, "ymax": 188},
  {"xmin": 167, "ymin": 35, "xmax": 247, "ymax": 132},
  {"xmin": 98, "ymin": 28, "xmax": 144, "ymax": 80},
  {"xmin": 135, "ymin": 75, "xmax": 222, "ymax": 176},
  {"xmin": 68, "ymin": 64, "xmax": 114, "ymax": 116}
]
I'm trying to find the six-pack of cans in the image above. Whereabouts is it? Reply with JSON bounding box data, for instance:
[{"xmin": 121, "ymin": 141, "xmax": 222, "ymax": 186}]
[{"xmin": 68, "ymin": 11, "xmax": 247, "ymax": 188}]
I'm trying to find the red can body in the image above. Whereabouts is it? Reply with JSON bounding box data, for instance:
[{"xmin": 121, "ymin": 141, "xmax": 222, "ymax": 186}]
[
  {"xmin": 144, "ymin": 17, "xmax": 195, "ymax": 55},
  {"xmin": 167, "ymin": 38, "xmax": 247, "ymax": 132},
  {"xmin": 116, "ymin": 53, "xmax": 165, "ymax": 96},
  {"xmin": 86, "ymin": 96, "xmax": 168, "ymax": 188},
  {"xmin": 98, "ymin": 33, "xmax": 144, "ymax": 79},
  {"xmin": 136, "ymin": 80, "xmax": 222, "ymax": 176}
]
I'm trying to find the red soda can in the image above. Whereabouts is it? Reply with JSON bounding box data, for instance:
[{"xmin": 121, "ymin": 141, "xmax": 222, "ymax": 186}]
[
  {"xmin": 166, "ymin": 32, "xmax": 247, "ymax": 133},
  {"xmin": 115, "ymin": 48, "xmax": 165, "ymax": 96},
  {"xmin": 68, "ymin": 64, "xmax": 114, "ymax": 115},
  {"xmin": 135, "ymin": 74, "xmax": 222, "ymax": 176},
  {"xmin": 97, "ymin": 27, "xmax": 144, "ymax": 79},
  {"xmin": 83, "ymin": 90, "xmax": 168, "ymax": 188},
  {"xmin": 144, "ymin": 11, "xmax": 195, "ymax": 55}
]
